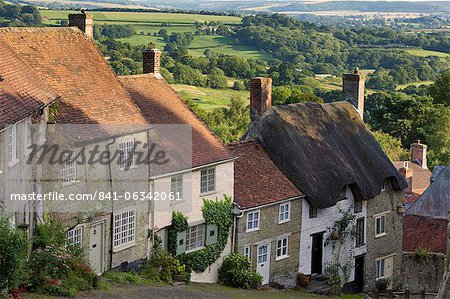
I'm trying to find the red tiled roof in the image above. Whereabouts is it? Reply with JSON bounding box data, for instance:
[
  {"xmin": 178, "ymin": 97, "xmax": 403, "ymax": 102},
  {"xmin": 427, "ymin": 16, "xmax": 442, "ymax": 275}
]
[
  {"xmin": 0, "ymin": 27, "xmax": 146, "ymax": 126},
  {"xmin": 403, "ymin": 215, "xmax": 448, "ymax": 254},
  {"xmin": 394, "ymin": 161, "xmax": 431, "ymax": 196},
  {"xmin": 227, "ymin": 139, "xmax": 303, "ymax": 209},
  {"xmin": 0, "ymin": 42, "xmax": 58, "ymax": 129},
  {"xmin": 118, "ymin": 74, "xmax": 234, "ymax": 167}
]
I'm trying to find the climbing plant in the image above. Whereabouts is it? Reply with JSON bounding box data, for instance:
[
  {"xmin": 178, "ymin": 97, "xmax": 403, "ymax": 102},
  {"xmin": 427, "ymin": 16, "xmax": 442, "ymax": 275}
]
[
  {"xmin": 325, "ymin": 207, "xmax": 357, "ymax": 290},
  {"xmin": 168, "ymin": 195, "xmax": 233, "ymax": 273}
]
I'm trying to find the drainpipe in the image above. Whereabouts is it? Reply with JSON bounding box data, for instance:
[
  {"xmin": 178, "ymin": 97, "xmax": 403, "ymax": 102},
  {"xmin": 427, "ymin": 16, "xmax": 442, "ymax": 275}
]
[{"xmin": 105, "ymin": 138, "xmax": 116, "ymax": 271}]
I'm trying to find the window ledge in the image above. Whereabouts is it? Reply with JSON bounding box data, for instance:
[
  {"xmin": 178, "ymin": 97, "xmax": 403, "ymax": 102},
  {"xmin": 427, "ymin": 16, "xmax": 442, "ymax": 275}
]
[
  {"xmin": 375, "ymin": 232, "xmax": 387, "ymax": 239},
  {"xmin": 200, "ymin": 190, "xmax": 217, "ymax": 197},
  {"xmin": 278, "ymin": 219, "xmax": 290, "ymax": 225},
  {"xmin": 185, "ymin": 246, "xmax": 205, "ymax": 254},
  {"xmin": 8, "ymin": 158, "xmax": 19, "ymax": 168},
  {"xmin": 113, "ymin": 242, "xmax": 136, "ymax": 253},
  {"xmin": 61, "ymin": 180, "xmax": 79, "ymax": 187},
  {"xmin": 356, "ymin": 243, "xmax": 366, "ymax": 247},
  {"xmin": 275, "ymin": 255, "xmax": 289, "ymax": 262},
  {"xmin": 246, "ymin": 227, "xmax": 260, "ymax": 233}
]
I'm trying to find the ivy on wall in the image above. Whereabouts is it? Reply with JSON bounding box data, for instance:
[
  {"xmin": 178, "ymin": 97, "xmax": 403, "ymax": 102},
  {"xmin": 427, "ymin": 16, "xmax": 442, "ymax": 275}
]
[{"xmin": 168, "ymin": 195, "xmax": 233, "ymax": 273}]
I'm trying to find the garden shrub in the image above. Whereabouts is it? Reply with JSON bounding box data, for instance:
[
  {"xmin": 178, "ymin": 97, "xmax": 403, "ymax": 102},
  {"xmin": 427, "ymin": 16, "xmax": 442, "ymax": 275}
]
[
  {"xmin": 0, "ymin": 215, "xmax": 29, "ymax": 292},
  {"xmin": 30, "ymin": 216, "xmax": 97, "ymax": 297},
  {"xmin": 140, "ymin": 236, "xmax": 189, "ymax": 283},
  {"xmin": 218, "ymin": 253, "xmax": 262, "ymax": 289}
]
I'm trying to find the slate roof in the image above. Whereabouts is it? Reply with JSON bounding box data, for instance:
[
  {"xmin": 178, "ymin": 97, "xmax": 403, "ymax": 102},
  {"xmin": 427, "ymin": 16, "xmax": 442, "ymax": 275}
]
[
  {"xmin": 118, "ymin": 74, "xmax": 234, "ymax": 168},
  {"xmin": 403, "ymin": 215, "xmax": 448, "ymax": 254},
  {"xmin": 406, "ymin": 164, "xmax": 450, "ymax": 219},
  {"xmin": 227, "ymin": 138, "xmax": 303, "ymax": 209},
  {"xmin": 0, "ymin": 41, "xmax": 58, "ymax": 129},
  {"xmin": 255, "ymin": 101, "xmax": 407, "ymax": 209},
  {"xmin": 0, "ymin": 27, "xmax": 146, "ymax": 126}
]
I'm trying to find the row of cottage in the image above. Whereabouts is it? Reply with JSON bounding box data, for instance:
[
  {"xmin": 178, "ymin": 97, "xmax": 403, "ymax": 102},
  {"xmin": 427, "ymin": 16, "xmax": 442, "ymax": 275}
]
[{"xmin": 0, "ymin": 13, "xmax": 419, "ymax": 293}]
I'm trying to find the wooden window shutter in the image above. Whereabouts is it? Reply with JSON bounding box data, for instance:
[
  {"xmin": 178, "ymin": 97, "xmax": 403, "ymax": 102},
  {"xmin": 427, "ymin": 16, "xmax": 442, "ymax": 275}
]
[
  {"xmin": 205, "ymin": 224, "xmax": 218, "ymax": 245},
  {"xmin": 176, "ymin": 230, "xmax": 186, "ymax": 255}
]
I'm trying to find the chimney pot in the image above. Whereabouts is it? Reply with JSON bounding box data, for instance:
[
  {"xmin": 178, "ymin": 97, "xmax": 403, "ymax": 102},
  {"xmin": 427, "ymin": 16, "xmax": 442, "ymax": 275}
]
[
  {"xmin": 250, "ymin": 77, "xmax": 272, "ymax": 121},
  {"xmin": 68, "ymin": 13, "xmax": 94, "ymax": 39},
  {"xmin": 342, "ymin": 68, "xmax": 365, "ymax": 121},
  {"xmin": 143, "ymin": 47, "xmax": 161, "ymax": 76},
  {"xmin": 399, "ymin": 166, "xmax": 414, "ymax": 194}
]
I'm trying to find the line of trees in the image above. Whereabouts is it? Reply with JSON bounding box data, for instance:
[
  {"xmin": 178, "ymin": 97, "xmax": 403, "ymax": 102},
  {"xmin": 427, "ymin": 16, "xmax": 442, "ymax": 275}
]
[{"xmin": 0, "ymin": 1, "xmax": 42, "ymax": 27}]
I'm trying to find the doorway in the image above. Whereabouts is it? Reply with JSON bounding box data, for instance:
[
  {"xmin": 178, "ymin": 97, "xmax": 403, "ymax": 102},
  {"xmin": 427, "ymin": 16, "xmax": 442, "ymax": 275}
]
[
  {"xmin": 257, "ymin": 243, "xmax": 271, "ymax": 285},
  {"xmin": 311, "ymin": 232, "xmax": 323, "ymax": 275},
  {"xmin": 354, "ymin": 255, "xmax": 365, "ymax": 292},
  {"xmin": 89, "ymin": 222, "xmax": 104, "ymax": 275}
]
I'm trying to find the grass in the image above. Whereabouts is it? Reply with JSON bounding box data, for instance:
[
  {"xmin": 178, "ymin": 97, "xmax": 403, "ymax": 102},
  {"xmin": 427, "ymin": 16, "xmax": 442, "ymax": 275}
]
[
  {"xmin": 404, "ymin": 48, "xmax": 449, "ymax": 58},
  {"xmin": 172, "ymin": 84, "xmax": 249, "ymax": 111},
  {"xmin": 40, "ymin": 10, "xmax": 241, "ymax": 25},
  {"xmin": 396, "ymin": 80, "xmax": 434, "ymax": 90},
  {"xmin": 40, "ymin": 10, "xmax": 269, "ymax": 59}
]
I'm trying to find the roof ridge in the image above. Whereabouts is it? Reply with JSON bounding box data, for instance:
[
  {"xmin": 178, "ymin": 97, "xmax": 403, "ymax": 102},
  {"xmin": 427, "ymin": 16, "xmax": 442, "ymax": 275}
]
[{"xmin": 227, "ymin": 137, "xmax": 260, "ymax": 147}]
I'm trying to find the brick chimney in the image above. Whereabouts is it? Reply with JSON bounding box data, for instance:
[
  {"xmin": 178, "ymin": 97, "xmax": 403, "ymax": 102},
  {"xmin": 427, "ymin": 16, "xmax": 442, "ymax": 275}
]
[
  {"xmin": 410, "ymin": 140, "xmax": 427, "ymax": 169},
  {"xmin": 143, "ymin": 44, "xmax": 161, "ymax": 76},
  {"xmin": 342, "ymin": 68, "xmax": 365, "ymax": 121},
  {"xmin": 68, "ymin": 12, "xmax": 94, "ymax": 40},
  {"xmin": 399, "ymin": 162, "xmax": 414, "ymax": 194},
  {"xmin": 250, "ymin": 77, "xmax": 272, "ymax": 122}
]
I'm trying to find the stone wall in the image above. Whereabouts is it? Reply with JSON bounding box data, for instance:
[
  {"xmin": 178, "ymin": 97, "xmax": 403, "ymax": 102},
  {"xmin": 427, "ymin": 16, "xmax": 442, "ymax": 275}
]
[
  {"xmin": 365, "ymin": 185, "xmax": 404, "ymax": 292},
  {"xmin": 402, "ymin": 252, "xmax": 446, "ymax": 293},
  {"xmin": 235, "ymin": 198, "xmax": 302, "ymax": 288}
]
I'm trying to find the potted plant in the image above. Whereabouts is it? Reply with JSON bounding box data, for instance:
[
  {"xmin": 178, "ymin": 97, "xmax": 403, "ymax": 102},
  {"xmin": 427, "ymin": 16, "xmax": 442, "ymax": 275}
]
[{"xmin": 297, "ymin": 272, "xmax": 309, "ymax": 287}]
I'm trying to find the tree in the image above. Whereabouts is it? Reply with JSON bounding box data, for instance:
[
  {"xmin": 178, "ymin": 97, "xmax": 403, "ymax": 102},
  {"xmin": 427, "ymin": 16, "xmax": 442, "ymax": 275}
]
[
  {"xmin": 232, "ymin": 81, "xmax": 245, "ymax": 91},
  {"xmin": 366, "ymin": 92, "xmax": 437, "ymax": 146},
  {"xmin": 428, "ymin": 71, "xmax": 450, "ymax": 106},
  {"xmin": 372, "ymin": 131, "xmax": 409, "ymax": 161},
  {"xmin": 424, "ymin": 107, "xmax": 450, "ymax": 168}
]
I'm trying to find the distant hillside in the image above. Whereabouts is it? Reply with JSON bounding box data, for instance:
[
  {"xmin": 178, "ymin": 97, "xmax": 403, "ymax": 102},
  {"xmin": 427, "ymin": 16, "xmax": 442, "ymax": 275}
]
[{"xmin": 269, "ymin": 1, "xmax": 450, "ymax": 13}]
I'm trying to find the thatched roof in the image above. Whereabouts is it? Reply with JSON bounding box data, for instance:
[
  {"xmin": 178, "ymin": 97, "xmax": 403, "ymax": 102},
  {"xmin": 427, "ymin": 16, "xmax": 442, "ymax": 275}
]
[{"xmin": 256, "ymin": 101, "xmax": 407, "ymax": 209}]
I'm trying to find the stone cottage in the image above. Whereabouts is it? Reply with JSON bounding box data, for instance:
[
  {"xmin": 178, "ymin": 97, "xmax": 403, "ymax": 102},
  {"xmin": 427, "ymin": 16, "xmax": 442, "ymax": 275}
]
[
  {"xmin": 228, "ymin": 139, "xmax": 303, "ymax": 287},
  {"xmin": 243, "ymin": 76, "xmax": 406, "ymax": 292}
]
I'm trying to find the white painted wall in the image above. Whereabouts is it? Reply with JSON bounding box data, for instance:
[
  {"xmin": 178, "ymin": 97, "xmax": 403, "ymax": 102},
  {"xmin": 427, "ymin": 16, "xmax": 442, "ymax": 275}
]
[
  {"xmin": 298, "ymin": 186, "xmax": 367, "ymax": 283},
  {"xmin": 152, "ymin": 161, "xmax": 234, "ymax": 229},
  {"xmin": 152, "ymin": 160, "xmax": 234, "ymax": 283}
]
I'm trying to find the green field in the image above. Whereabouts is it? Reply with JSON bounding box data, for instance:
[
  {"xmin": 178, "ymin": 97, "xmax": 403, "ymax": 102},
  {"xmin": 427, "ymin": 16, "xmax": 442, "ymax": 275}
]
[
  {"xmin": 40, "ymin": 10, "xmax": 269, "ymax": 59},
  {"xmin": 404, "ymin": 48, "xmax": 449, "ymax": 58},
  {"xmin": 40, "ymin": 10, "xmax": 241, "ymax": 24},
  {"xmin": 396, "ymin": 80, "xmax": 434, "ymax": 90},
  {"xmin": 172, "ymin": 84, "xmax": 249, "ymax": 110}
]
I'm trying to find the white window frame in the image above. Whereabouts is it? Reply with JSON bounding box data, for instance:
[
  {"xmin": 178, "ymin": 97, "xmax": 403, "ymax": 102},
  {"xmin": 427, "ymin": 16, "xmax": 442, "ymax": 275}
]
[
  {"xmin": 200, "ymin": 167, "xmax": 216, "ymax": 194},
  {"xmin": 243, "ymin": 245, "xmax": 251, "ymax": 261},
  {"xmin": 276, "ymin": 237, "xmax": 289, "ymax": 261},
  {"xmin": 61, "ymin": 151, "xmax": 77, "ymax": 184},
  {"xmin": 376, "ymin": 259, "xmax": 385, "ymax": 280},
  {"xmin": 278, "ymin": 202, "xmax": 290, "ymax": 224},
  {"xmin": 67, "ymin": 225, "xmax": 83, "ymax": 247},
  {"xmin": 113, "ymin": 209, "xmax": 136, "ymax": 250},
  {"xmin": 170, "ymin": 174, "xmax": 183, "ymax": 202},
  {"xmin": 24, "ymin": 119, "xmax": 32, "ymax": 156},
  {"xmin": 185, "ymin": 223, "xmax": 205, "ymax": 252},
  {"xmin": 7, "ymin": 124, "xmax": 18, "ymax": 167},
  {"xmin": 375, "ymin": 213, "xmax": 387, "ymax": 238},
  {"xmin": 118, "ymin": 139, "xmax": 135, "ymax": 171},
  {"xmin": 246, "ymin": 210, "xmax": 260, "ymax": 232}
]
